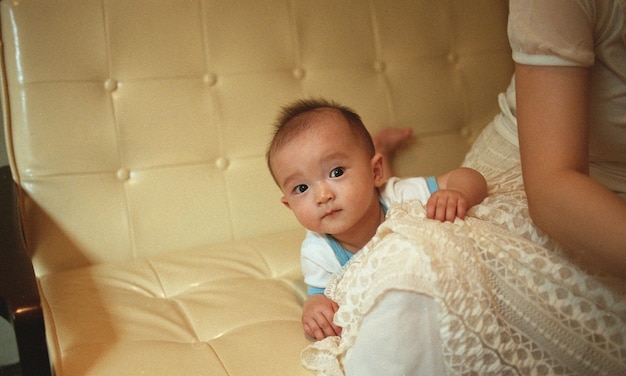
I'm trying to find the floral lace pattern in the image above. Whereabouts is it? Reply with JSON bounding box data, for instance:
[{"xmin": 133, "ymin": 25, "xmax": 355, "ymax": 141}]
[{"xmin": 301, "ymin": 125, "xmax": 626, "ymax": 375}]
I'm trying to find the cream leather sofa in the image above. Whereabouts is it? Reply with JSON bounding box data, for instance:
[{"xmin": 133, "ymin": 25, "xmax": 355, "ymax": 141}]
[{"xmin": 0, "ymin": 1, "xmax": 512, "ymax": 374}]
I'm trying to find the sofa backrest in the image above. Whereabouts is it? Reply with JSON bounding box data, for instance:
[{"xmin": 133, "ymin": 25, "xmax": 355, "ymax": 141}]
[{"xmin": 0, "ymin": 0, "xmax": 512, "ymax": 275}]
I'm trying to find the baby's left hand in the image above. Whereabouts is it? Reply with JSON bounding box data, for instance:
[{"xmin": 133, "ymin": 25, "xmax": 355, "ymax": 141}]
[{"xmin": 426, "ymin": 189, "xmax": 469, "ymax": 222}]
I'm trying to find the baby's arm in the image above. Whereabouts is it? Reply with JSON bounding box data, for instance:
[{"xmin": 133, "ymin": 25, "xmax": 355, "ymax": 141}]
[
  {"xmin": 427, "ymin": 167, "xmax": 487, "ymax": 221},
  {"xmin": 302, "ymin": 294, "xmax": 342, "ymax": 340}
]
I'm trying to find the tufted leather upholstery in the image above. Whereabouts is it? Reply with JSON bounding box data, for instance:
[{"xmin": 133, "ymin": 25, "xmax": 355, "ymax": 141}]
[{"xmin": 0, "ymin": 0, "xmax": 512, "ymax": 374}]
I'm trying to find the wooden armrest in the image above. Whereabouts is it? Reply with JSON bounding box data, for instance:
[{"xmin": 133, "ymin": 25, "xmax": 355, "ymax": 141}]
[{"xmin": 0, "ymin": 165, "xmax": 51, "ymax": 376}]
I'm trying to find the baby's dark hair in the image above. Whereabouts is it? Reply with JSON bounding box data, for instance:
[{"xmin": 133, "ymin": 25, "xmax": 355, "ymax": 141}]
[{"xmin": 266, "ymin": 98, "xmax": 375, "ymax": 178}]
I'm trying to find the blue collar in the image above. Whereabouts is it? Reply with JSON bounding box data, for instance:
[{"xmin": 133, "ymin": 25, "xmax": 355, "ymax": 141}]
[{"xmin": 325, "ymin": 199, "xmax": 388, "ymax": 266}]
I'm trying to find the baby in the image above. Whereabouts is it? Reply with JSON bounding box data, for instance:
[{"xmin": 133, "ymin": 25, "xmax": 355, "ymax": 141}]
[{"xmin": 266, "ymin": 98, "xmax": 487, "ymax": 340}]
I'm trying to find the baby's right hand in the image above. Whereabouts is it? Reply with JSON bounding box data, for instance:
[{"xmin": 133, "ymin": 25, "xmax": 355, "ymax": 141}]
[{"xmin": 302, "ymin": 294, "xmax": 342, "ymax": 340}]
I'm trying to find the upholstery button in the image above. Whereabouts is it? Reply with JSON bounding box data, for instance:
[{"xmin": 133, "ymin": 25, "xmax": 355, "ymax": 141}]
[
  {"xmin": 215, "ymin": 157, "xmax": 229, "ymax": 170},
  {"xmin": 203, "ymin": 73, "xmax": 218, "ymax": 86},
  {"xmin": 374, "ymin": 60, "xmax": 386, "ymax": 73},
  {"xmin": 292, "ymin": 68, "xmax": 306, "ymax": 80},
  {"xmin": 191, "ymin": 341, "xmax": 208, "ymax": 350},
  {"xmin": 104, "ymin": 79, "xmax": 118, "ymax": 92},
  {"xmin": 447, "ymin": 52, "xmax": 459, "ymax": 64},
  {"xmin": 460, "ymin": 126, "xmax": 472, "ymax": 139},
  {"xmin": 116, "ymin": 168, "xmax": 131, "ymax": 182}
]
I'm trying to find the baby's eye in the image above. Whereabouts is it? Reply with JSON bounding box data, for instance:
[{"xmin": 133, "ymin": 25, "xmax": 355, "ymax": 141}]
[
  {"xmin": 330, "ymin": 167, "xmax": 344, "ymax": 178},
  {"xmin": 294, "ymin": 184, "xmax": 308, "ymax": 194}
]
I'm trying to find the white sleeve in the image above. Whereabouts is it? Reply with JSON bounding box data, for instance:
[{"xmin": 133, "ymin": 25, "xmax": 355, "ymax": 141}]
[
  {"xmin": 380, "ymin": 176, "xmax": 432, "ymax": 206},
  {"xmin": 508, "ymin": 0, "xmax": 594, "ymax": 67},
  {"xmin": 300, "ymin": 231, "xmax": 342, "ymax": 291}
]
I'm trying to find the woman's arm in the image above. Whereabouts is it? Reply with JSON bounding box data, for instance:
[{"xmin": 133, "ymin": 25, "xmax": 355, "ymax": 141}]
[{"xmin": 515, "ymin": 63, "xmax": 626, "ymax": 278}]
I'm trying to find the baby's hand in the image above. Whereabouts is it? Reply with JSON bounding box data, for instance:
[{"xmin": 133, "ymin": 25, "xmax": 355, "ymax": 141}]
[
  {"xmin": 426, "ymin": 189, "xmax": 469, "ymax": 222},
  {"xmin": 302, "ymin": 294, "xmax": 342, "ymax": 340}
]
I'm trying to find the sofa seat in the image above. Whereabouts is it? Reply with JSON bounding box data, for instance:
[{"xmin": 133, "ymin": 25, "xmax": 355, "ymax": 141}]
[{"xmin": 39, "ymin": 228, "xmax": 311, "ymax": 375}]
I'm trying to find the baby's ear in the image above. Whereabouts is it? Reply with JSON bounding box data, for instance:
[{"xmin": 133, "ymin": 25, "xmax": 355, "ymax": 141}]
[
  {"xmin": 280, "ymin": 196, "xmax": 291, "ymax": 209},
  {"xmin": 371, "ymin": 153, "xmax": 385, "ymax": 187}
]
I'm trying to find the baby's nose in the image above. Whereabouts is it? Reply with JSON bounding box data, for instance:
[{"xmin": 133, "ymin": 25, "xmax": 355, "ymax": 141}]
[{"xmin": 316, "ymin": 183, "xmax": 335, "ymax": 203}]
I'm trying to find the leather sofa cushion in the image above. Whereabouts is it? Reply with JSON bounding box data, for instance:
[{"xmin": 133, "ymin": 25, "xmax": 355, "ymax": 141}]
[{"xmin": 39, "ymin": 229, "xmax": 311, "ymax": 375}]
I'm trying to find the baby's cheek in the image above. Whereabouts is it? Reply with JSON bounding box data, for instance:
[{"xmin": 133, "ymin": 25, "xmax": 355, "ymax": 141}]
[{"xmin": 294, "ymin": 208, "xmax": 315, "ymax": 228}]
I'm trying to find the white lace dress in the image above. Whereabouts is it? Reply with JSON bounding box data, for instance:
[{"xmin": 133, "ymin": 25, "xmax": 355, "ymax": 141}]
[{"xmin": 301, "ymin": 123, "xmax": 626, "ymax": 375}]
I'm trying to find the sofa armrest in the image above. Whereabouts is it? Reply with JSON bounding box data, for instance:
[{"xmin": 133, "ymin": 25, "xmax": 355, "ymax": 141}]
[{"xmin": 0, "ymin": 165, "xmax": 51, "ymax": 376}]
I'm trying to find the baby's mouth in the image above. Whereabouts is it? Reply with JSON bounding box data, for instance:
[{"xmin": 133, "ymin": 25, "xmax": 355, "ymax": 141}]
[{"xmin": 323, "ymin": 209, "xmax": 341, "ymax": 218}]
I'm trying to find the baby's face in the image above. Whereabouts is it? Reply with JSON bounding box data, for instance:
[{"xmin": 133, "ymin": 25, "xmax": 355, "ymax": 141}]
[{"xmin": 271, "ymin": 111, "xmax": 384, "ymax": 239}]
